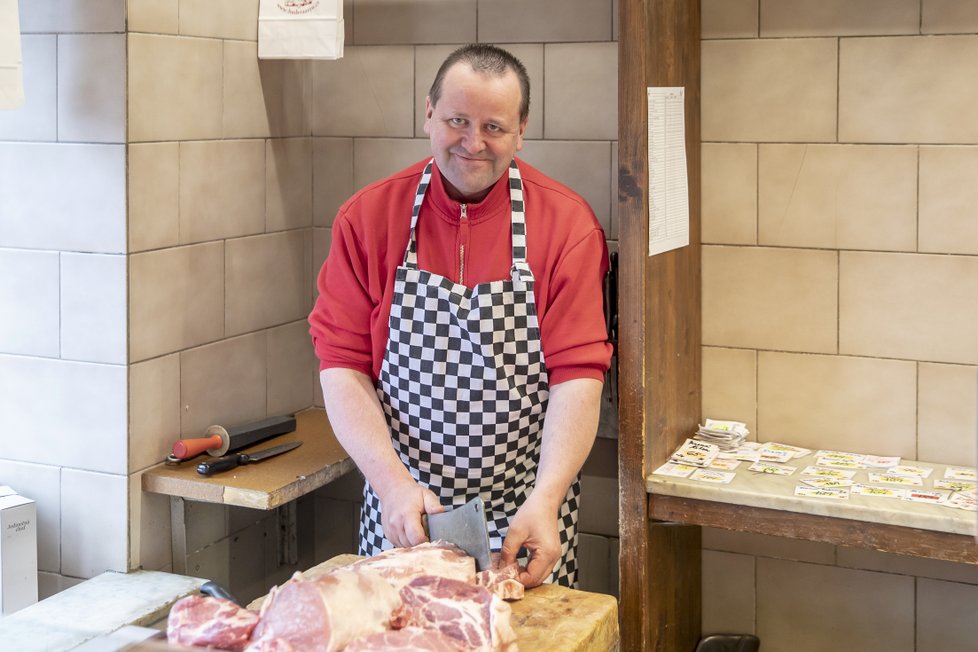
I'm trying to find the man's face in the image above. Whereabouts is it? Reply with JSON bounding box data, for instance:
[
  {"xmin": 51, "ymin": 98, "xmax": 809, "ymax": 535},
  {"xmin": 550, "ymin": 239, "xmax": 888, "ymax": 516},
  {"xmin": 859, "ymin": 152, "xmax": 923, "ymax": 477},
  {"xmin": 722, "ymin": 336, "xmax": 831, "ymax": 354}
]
[{"xmin": 424, "ymin": 63, "xmax": 527, "ymax": 203}]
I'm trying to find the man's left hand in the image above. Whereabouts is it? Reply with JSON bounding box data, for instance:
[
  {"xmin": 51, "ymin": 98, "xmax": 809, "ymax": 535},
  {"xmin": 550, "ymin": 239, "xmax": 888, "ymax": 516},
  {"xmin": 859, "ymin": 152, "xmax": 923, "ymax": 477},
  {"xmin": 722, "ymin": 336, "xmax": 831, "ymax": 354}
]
[{"xmin": 499, "ymin": 492, "xmax": 561, "ymax": 587}]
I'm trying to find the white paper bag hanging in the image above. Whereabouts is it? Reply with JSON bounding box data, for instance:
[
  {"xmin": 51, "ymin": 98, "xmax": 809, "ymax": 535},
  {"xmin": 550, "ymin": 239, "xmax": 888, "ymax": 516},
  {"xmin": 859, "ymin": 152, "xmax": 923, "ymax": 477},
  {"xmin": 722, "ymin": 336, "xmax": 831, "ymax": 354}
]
[
  {"xmin": 0, "ymin": 0, "xmax": 24, "ymax": 109},
  {"xmin": 258, "ymin": 0, "xmax": 344, "ymax": 60}
]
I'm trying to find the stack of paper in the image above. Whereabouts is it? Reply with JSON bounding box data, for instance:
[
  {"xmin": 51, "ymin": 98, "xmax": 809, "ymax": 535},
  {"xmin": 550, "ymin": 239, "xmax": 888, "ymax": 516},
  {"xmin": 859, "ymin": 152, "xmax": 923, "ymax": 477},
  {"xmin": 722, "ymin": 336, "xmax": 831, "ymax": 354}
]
[{"xmin": 694, "ymin": 419, "xmax": 749, "ymax": 451}]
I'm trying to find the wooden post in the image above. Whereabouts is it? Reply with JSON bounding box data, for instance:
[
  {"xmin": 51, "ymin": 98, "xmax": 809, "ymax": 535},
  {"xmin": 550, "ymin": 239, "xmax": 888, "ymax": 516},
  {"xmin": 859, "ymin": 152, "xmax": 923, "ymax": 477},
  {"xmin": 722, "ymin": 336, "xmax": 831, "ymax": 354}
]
[{"xmin": 618, "ymin": 1, "xmax": 701, "ymax": 650}]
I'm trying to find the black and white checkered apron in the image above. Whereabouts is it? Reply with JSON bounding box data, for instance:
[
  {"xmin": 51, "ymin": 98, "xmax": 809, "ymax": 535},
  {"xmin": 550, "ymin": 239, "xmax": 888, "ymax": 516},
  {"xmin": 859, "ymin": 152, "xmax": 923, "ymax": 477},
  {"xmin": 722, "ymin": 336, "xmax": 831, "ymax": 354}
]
[{"xmin": 358, "ymin": 159, "xmax": 580, "ymax": 587}]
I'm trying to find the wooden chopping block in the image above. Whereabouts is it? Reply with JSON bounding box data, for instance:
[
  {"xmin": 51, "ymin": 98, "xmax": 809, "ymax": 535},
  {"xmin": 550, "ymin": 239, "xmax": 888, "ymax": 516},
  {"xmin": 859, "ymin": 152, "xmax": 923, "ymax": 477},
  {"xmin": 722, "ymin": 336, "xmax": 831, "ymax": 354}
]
[{"xmin": 248, "ymin": 554, "xmax": 620, "ymax": 651}]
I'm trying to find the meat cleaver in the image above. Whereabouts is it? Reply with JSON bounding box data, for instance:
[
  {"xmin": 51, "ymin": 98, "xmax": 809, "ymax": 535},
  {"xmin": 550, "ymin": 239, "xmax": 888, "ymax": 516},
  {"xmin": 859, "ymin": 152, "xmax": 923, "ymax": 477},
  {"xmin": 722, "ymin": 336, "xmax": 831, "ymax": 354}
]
[{"xmin": 424, "ymin": 496, "xmax": 493, "ymax": 571}]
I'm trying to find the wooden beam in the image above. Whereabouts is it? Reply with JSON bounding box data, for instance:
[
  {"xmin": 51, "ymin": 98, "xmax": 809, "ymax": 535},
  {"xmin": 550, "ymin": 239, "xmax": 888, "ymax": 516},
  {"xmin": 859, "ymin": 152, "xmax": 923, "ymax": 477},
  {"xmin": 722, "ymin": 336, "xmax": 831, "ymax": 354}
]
[
  {"xmin": 619, "ymin": 1, "xmax": 701, "ymax": 650},
  {"xmin": 650, "ymin": 495, "xmax": 978, "ymax": 565}
]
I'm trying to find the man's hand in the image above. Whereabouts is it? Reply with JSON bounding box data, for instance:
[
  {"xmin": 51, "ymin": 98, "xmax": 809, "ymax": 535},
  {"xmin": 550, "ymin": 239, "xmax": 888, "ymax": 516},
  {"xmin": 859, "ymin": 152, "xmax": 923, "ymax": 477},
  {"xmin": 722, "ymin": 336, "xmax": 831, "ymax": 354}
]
[
  {"xmin": 499, "ymin": 492, "xmax": 561, "ymax": 587},
  {"xmin": 378, "ymin": 479, "xmax": 445, "ymax": 548}
]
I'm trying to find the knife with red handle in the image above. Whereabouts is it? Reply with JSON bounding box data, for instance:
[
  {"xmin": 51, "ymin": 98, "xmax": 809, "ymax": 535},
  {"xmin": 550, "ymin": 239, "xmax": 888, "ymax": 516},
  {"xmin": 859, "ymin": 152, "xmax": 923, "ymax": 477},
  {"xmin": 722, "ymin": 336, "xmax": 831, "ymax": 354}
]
[{"xmin": 196, "ymin": 441, "xmax": 302, "ymax": 476}]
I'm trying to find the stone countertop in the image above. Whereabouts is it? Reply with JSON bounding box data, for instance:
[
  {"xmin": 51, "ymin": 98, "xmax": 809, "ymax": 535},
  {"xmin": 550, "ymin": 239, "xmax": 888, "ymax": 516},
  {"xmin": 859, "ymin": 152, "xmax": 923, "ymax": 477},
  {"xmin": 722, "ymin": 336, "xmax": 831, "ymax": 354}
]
[
  {"xmin": 648, "ymin": 455, "xmax": 975, "ymax": 536},
  {"xmin": 0, "ymin": 570, "xmax": 203, "ymax": 652}
]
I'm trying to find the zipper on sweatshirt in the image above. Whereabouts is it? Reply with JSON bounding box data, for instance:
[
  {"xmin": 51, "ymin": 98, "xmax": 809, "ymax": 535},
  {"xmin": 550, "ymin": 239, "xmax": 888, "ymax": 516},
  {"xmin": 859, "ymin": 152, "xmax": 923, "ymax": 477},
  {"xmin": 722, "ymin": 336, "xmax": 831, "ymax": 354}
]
[{"xmin": 459, "ymin": 203, "xmax": 468, "ymax": 285}]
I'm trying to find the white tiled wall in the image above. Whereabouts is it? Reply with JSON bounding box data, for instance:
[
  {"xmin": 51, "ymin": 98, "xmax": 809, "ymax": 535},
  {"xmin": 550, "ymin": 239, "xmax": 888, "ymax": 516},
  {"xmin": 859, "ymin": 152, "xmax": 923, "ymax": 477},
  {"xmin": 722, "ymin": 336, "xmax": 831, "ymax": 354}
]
[
  {"xmin": 0, "ymin": 2, "xmax": 129, "ymax": 595},
  {"xmin": 701, "ymin": 1, "xmax": 978, "ymax": 649}
]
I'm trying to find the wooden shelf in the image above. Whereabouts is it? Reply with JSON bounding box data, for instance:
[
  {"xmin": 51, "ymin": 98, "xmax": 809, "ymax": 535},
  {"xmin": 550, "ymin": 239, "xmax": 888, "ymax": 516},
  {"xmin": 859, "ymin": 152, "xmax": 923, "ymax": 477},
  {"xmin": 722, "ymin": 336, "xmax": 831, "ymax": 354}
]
[{"xmin": 142, "ymin": 408, "xmax": 355, "ymax": 511}]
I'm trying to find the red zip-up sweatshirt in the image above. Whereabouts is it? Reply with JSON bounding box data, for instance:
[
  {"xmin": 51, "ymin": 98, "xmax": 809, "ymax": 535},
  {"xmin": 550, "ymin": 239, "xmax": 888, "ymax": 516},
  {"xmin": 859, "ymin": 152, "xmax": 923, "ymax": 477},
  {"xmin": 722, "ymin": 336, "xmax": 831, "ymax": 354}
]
[{"xmin": 308, "ymin": 157, "xmax": 612, "ymax": 386}]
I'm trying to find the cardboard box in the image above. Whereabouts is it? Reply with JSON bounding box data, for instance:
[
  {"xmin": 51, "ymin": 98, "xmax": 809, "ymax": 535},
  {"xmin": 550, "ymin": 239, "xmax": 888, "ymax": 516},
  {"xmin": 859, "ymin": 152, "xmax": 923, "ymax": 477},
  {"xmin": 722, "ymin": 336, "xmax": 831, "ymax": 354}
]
[{"xmin": 0, "ymin": 486, "xmax": 38, "ymax": 615}]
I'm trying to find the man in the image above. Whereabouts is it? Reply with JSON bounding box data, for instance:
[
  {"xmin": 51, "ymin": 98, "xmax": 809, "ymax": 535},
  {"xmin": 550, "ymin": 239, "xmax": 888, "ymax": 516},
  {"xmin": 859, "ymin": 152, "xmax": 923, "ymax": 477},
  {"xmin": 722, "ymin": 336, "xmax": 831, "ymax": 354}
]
[{"xmin": 309, "ymin": 44, "xmax": 612, "ymax": 588}]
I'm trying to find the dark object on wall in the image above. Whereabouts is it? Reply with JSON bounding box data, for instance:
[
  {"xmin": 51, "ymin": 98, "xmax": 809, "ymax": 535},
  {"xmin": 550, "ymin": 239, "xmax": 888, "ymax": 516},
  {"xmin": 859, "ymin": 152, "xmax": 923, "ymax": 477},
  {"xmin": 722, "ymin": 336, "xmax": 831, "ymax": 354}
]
[
  {"xmin": 695, "ymin": 634, "xmax": 761, "ymax": 652},
  {"xmin": 199, "ymin": 580, "xmax": 241, "ymax": 606}
]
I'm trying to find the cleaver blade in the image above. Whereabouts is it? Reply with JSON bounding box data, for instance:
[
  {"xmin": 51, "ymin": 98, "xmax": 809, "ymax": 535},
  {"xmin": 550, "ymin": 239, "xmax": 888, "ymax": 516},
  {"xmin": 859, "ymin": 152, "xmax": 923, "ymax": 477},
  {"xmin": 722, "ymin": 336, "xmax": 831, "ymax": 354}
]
[{"xmin": 424, "ymin": 496, "xmax": 493, "ymax": 572}]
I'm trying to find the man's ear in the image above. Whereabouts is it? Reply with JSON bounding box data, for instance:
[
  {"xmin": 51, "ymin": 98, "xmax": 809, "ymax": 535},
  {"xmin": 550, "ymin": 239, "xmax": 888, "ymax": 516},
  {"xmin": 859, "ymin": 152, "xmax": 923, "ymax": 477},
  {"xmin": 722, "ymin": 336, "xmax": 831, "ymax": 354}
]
[
  {"xmin": 515, "ymin": 119, "xmax": 528, "ymax": 151},
  {"xmin": 423, "ymin": 96, "xmax": 434, "ymax": 135}
]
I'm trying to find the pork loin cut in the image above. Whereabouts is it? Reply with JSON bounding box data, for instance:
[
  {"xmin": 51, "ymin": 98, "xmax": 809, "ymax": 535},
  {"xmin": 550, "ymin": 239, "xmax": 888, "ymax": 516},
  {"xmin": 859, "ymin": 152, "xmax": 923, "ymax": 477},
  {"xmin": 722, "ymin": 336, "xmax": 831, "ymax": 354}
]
[
  {"xmin": 344, "ymin": 626, "xmax": 464, "ymax": 651},
  {"xmin": 391, "ymin": 576, "xmax": 518, "ymax": 652},
  {"xmin": 166, "ymin": 594, "xmax": 259, "ymax": 651},
  {"xmin": 248, "ymin": 568, "xmax": 400, "ymax": 652},
  {"xmin": 349, "ymin": 540, "xmax": 477, "ymax": 591}
]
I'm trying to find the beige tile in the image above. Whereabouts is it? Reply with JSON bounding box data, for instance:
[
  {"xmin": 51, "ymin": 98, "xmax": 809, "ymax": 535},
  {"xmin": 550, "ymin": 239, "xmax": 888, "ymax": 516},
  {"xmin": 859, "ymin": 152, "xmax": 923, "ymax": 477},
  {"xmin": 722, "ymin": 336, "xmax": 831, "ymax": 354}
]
[
  {"xmin": 918, "ymin": 579, "xmax": 978, "ymax": 651},
  {"xmin": 311, "ymin": 46, "xmax": 415, "ymax": 137},
  {"xmin": 313, "ymin": 137, "xmax": 355, "ymax": 227},
  {"xmin": 129, "ymin": 354, "xmax": 181, "ymax": 472},
  {"xmin": 414, "ymin": 44, "xmax": 544, "ymax": 140},
  {"xmin": 920, "ymin": 146, "xmax": 978, "ymax": 255},
  {"xmin": 184, "ymin": 501, "xmax": 229, "ymax": 553},
  {"xmin": 701, "ymin": 527, "xmax": 835, "ymax": 564},
  {"xmin": 702, "ymin": 550, "xmax": 755, "ymax": 636},
  {"xmin": 226, "ymin": 231, "xmax": 312, "ymax": 336},
  {"xmin": 923, "ymin": 0, "xmax": 978, "ymax": 34},
  {"xmin": 758, "ymin": 351, "xmax": 917, "ymax": 456},
  {"xmin": 757, "ymin": 558, "xmax": 914, "ymax": 652},
  {"xmin": 267, "ymin": 320, "xmax": 317, "ymax": 417},
  {"xmin": 577, "ymin": 533, "xmax": 612, "ymax": 595},
  {"xmin": 517, "ymin": 141, "xmax": 613, "ymax": 233},
  {"xmin": 129, "ymin": 243, "xmax": 225, "ymax": 362},
  {"xmin": 353, "ymin": 137, "xmax": 434, "ymax": 190},
  {"xmin": 267, "ymin": 138, "xmax": 313, "ymax": 232},
  {"xmin": 127, "ymin": 0, "xmax": 179, "ymax": 34},
  {"xmin": 224, "ymin": 40, "xmax": 309, "ymax": 139},
  {"xmin": 840, "ymin": 36, "xmax": 978, "ymax": 143},
  {"xmin": 478, "ymin": 0, "xmax": 613, "ymax": 43},
  {"xmin": 609, "ymin": 141, "xmax": 618, "ymax": 241},
  {"xmin": 354, "ymin": 0, "xmax": 476, "ymax": 44},
  {"xmin": 761, "ymin": 0, "xmax": 919, "ymax": 36},
  {"xmin": 702, "ymin": 347, "xmax": 756, "ymax": 437},
  {"xmin": 758, "ymin": 144, "xmax": 917, "ymax": 251},
  {"xmin": 578, "ymin": 475, "xmax": 618, "ymax": 538},
  {"xmin": 178, "ymin": 0, "xmax": 258, "ymax": 40},
  {"xmin": 918, "ymin": 363, "xmax": 978, "ymax": 466},
  {"xmin": 128, "ymin": 34, "xmax": 223, "ymax": 142},
  {"xmin": 129, "ymin": 142, "xmax": 180, "ymax": 252},
  {"xmin": 701, "ymin": 143, "xmax": 757, "ymax": 245},
  {"xmin": 701, "ymin": 0, "xmax": 757, "ymax": 38},
  {"xmin": 840, "ymin": 251, "xmax": 978, "ymax": 364},
  {"xmin": 702, "ymin": 39, "xmax": 837, "ymax": 143},
  {"xmin": 837, "ymin": 546, "xmax": 978, "ymax": 586},
  {"xmin": 57, "ymin": 34, "xmax": 126, "ymax": 143},
  {"xmin": 128, "ymin": 470, "xmax": 172, "ymax": 571},
  {"xmin": 185, "ymin": 536, "xmax": 230, "ymax": 588},
  {"xmin": 543, "ymin": 42, "xmax": 617, "ymax": 141},
  {"xmin": 702, "ymin": 246, "xmax": 838, "ymax": 354},
  {"xmin": 179, "ymin": 139, "xmax": 266, "ymax": 244},
  {"xmin": 180, "ymin": 333, "xmax": 268, "ymax": 436}
]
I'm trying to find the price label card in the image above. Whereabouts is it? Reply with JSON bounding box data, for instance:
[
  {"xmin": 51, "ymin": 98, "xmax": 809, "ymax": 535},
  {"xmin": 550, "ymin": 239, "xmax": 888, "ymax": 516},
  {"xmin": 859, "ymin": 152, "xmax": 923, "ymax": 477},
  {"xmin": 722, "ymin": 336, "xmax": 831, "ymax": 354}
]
[
  {"xmin": 794, "ymin": 485, "xmax": 849, "ymax": 500},
  {"xmin": 868, "ymin": 472, "xmax": 923, "ymax": 487},
  {"xmin": 801, "ymin": 477, "xmax": 854, "ymax": 489},
  {"xmin": 888, "ymin": 464, "xmax": 933, "ymax": 479},
  {"xmin": 652, "ymin": 462, "xmax": 696, "ymax": 478},
  {"xmin": 944, "ymin": 467, "xmax": 977, "ymax": 482},
  {"xmin": 690, "ymin": 468, "xmax": 736, "ymax": 484},
  {"xmin": 748, "ymin": 461, "xmax": 796, "ymax": 476},
  {"xmin": 801, "ymin": 466, "xmax": 857, "ymax": 480},
  {"xmin": 905, "ymin": 490, "xmax": 949, "ymax": 504},
  {"xmin": 852, "ymin": 485, "xmax": 908, "ymax": 499}
]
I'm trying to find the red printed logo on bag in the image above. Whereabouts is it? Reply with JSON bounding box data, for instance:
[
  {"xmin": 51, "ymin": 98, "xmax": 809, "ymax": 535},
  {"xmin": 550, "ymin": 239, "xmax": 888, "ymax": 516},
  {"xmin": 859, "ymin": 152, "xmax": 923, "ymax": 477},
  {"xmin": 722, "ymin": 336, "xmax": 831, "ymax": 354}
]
[{"xmin": 278, "ymin": 0, "xmax": 319, "ymax": 13}]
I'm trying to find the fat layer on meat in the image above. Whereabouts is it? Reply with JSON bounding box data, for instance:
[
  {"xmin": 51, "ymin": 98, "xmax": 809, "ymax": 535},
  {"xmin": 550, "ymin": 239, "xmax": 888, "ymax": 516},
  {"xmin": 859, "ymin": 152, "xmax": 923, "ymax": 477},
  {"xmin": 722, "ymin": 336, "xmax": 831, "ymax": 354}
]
[
  {"xmin": 349, "ymin": 540, "xmax": 477, "ymax": 591},
  {"xmin": 391, "ymin": 576, "xmax": 518, "ymax": 652},
  {"xmin": 248, "ymin": 568, "xmax": 400, "ymax": 652},
  {"xmin": 476, "ymin": 557, "xmax": 525, "ymax": 601},
  {"xmin": 166, "ymin": 595, "xmax": 259, "ymax": 651}
]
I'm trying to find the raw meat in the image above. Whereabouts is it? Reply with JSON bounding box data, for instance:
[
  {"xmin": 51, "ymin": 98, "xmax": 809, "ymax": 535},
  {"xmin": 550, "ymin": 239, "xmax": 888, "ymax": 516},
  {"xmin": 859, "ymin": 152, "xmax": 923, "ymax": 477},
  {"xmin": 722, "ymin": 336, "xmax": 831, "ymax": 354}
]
[
  {"xmin": 349, "ymin": 540, "xmax": 477, "ymax": 591},
  {"xmin": 345, "ymin": 626, "xmax": 464, "ymax": 651},
  {"xmin": 166, "ymin": 594, "xmax": 259, "ymax": 651},
  {"xmin": 476, "ymin": 558, "xmax": 525, "ymax": 601},
  {"xmin": 243, "ymin": 637, "xmax": 296, "ymax": 652},
  {"xmin": 248, "ymin": 567, "xmax": 400, "ymax": 652},
  {"xmin": 391, "ymin": 575, "xmax": 519, "ymax": 652}
]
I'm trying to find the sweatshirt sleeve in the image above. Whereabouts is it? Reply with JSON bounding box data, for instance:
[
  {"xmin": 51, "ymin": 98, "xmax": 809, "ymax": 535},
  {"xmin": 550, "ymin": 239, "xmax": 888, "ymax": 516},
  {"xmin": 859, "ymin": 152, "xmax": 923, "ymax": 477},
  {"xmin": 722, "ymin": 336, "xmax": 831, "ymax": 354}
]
[
  {"xmin": 540, "ymin": 228, "xmax": 613, "ymax": 386},
  {"xmin": 308, "ymin": 211, "xmax": 375, "ymax": 376}
]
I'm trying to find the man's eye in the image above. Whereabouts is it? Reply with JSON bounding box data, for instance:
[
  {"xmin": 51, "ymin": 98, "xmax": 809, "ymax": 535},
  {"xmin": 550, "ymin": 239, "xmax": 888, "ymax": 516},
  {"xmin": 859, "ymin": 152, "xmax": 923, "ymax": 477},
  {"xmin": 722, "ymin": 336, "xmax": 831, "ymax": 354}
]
[
  {"xmin": 450, "ymin": 117, "xmax": 467, "ymax": 126},
  {"xmin": 485, "ymin": 124, "xmax": 501, "ymax": 133}
]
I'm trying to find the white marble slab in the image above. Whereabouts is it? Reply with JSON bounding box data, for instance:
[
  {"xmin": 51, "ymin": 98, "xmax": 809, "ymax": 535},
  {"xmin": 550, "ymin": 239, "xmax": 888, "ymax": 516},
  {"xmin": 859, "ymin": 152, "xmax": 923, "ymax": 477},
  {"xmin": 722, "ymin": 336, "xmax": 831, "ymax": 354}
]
[
  {"xmin": 0, "ymin": 570, "xmax": 202, "ymax": 652},
  {"xmin": 648, "ymin": 456, "xmax": 976, "ymax": 536}
]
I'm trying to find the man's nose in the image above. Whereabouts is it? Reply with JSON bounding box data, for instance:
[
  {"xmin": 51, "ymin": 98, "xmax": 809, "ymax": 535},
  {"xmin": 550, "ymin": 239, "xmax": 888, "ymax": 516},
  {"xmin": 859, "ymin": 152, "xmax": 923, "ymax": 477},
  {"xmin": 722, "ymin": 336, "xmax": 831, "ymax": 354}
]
[{"xmin": 460, "ymin": 127, "xmax": 486, "ymax": 153}]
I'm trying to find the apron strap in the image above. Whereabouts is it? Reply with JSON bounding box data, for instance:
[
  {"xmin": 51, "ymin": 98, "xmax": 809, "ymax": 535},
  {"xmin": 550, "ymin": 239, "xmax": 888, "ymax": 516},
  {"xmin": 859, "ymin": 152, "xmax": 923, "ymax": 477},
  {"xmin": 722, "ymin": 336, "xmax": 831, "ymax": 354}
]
[{"xmin": 404, "ymin": 158, "xmax": 534, "ymax": 285}]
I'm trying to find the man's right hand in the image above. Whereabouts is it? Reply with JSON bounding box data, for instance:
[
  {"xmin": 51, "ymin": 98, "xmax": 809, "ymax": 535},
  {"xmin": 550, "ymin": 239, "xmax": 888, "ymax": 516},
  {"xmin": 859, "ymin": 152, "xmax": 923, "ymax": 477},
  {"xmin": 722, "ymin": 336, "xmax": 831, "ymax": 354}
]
[{"xmin": 378, "ymin": 479, "xmax": 445, "ymax": 548}]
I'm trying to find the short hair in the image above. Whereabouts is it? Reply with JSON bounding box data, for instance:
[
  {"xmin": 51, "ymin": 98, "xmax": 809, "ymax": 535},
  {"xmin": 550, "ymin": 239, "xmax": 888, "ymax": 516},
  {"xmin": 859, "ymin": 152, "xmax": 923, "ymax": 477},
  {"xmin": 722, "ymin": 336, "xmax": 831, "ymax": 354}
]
[{"xmin": 428, "ymin": 44, "xmax": 530, "ymax": 123}]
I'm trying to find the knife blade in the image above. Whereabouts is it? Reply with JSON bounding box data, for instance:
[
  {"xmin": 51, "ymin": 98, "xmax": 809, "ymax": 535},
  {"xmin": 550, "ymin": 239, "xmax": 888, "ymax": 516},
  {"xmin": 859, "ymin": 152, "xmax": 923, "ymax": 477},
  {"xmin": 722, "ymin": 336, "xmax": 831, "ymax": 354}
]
[
  {"xmin": 196, "ymin": 441, "xmax": 302, "ymax": 476},
  {"xmin": 424, "ymin": 496, "xmax": 493, "ymax": 571}
]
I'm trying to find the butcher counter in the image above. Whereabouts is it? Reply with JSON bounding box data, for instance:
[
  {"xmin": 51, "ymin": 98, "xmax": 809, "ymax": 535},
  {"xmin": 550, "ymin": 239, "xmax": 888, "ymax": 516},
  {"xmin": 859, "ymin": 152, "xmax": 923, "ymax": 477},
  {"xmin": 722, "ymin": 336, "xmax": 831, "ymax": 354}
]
[{"xmin": 0, "ymin": 555, "xmax": 619, "ymax": 651}]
